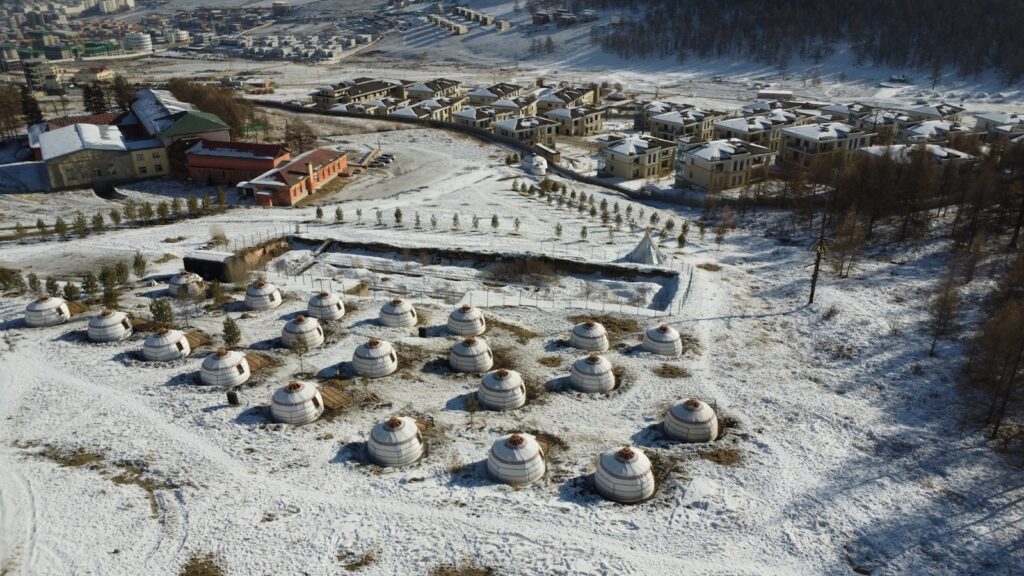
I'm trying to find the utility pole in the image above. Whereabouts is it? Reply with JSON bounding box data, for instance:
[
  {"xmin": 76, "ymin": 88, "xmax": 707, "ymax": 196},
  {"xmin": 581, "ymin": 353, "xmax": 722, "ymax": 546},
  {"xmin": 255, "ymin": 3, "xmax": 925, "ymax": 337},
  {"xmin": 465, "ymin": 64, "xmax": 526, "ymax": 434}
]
[{"xmin": 808, "ymin": 189, "xmax": 830, "ymax": 304}]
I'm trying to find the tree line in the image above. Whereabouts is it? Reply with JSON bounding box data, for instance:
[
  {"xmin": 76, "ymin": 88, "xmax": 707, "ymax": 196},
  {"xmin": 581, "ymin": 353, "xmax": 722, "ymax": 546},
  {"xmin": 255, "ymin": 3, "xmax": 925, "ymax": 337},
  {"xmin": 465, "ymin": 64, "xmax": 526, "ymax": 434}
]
[{"xmin": 549, "ymin": 0, "xmax": 1024, "ymax": 83}]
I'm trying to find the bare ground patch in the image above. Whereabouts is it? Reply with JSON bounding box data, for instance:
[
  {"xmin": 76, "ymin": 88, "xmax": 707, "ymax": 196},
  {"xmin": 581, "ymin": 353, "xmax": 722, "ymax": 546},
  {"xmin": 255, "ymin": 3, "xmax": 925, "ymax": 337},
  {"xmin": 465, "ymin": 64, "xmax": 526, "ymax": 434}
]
[
  {"xmin": 487, "ymin": 317, "xmax": 540, "ymax": 344},
  {"xmin": 429, "ymin": 560, "xmax": 495, "ymax": 576},
  {"xmin": 651, "ymin": 363, "xmax": 691, "ymax": 378},
  {"xmin": 178, "ymin": 553, "xmax": 224, "ymax": 576},
  {"xmin": 567, "ymin": 314, "xmax": 640, "ymax": 344},
  {"xmin": 698, "ymin": 447, "xmax": 742, "ymax": 466}
]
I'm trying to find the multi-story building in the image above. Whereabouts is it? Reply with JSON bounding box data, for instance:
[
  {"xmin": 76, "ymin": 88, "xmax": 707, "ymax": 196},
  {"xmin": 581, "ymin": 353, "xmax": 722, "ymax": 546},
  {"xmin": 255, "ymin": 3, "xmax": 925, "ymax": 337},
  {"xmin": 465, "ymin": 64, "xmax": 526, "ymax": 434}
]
[
  {"xmin": 313, "ymin": 78, "xmax": 405, "ymax": 110},
  {"xmin": 406, "ymin": 78, "xmax": 463, "ymax": 102},
  {"xmin": 676, "ymin": 138, "xmax": 776, "ymax": 192},
  {"xmin": 858, "ymin": 144, "xmax": 976, "ymax": 170},
  {"xmin": 491, "ymin": 95, "xmax": 538, "ymax": 117},
  {"xmin": 648, "ymin": 106, "xmax": 725, "ymax": 141},
  {"xmin": 23, "ymin": 58, "xmax": 62, "ymax": 93},
  {"xmin": 598, "ymin": 135, "xmax": 676, "ymax": 180},
  {"xmin": 124, "ymin": 31, "xmax": 153, "ymax": 53},
  {"xmin": 127, "ymin": 89, "xmax": 231, "ymax": 146},
  {"xmin": 973, "ymin": 112, "xmax": 1024, "ymax": 140},
  {"xmin": 535, "ymin": 86, "xmax": 596, "ymax": 113},
  {"xmin": 468, "ymin": 82, "xmax": 523, "ymax": 106},
  {"xmin": 780, "ymin": 122, "xmax": 874, "ymax": 168},
  {"xmin": 494, "ymin": 116, "xmax": 558, "ymax": 147},
  {"xmin": 39, "ymin": 124, "xmax": 135, "ymax": 190},
  {"xmin": 900, "ymin": 120, "xmax": 972, "ymax": 144},
  {"xmin": 185, "ymin": 139, "xmax": 290, "ymax": 185},
  {"xmin": 543, "ymin": 106, "xmax": 604, "ymax": 137},
  {"xmin": 713, "ymin": 109, "xmax": 811, "ymax": 153},
  {"xmin": 452, "ymin": 106, "xmax": 511, "ymax": 132},
  {"xmin": 74, "ymin": 66, "xmax": 116, "ymax": 86},
  {"xmin": 390, "ymin": 97, "xmax": 466, "ymax": 122},
  {"xmin": 247, "ymin": 148, "xmax": 348, "ymax": 206},
  {"xmin": 903, "ymin": 103, "xmax": 965, "ymax": 123}
]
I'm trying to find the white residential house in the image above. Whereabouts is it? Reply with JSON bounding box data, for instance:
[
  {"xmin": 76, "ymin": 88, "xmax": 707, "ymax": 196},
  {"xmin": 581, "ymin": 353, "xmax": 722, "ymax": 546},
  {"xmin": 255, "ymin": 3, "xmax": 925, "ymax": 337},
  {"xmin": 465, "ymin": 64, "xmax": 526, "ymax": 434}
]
[
  {"xmin": 900, "ymin": 120, "xmax": 972, "ymax": 144},
  {"xmin": 780, "ymin": 122, "xmax": 874, "ymax": 168},
  {"xmin": 676, "ymin": 138, "xmax": 776, "ymax": 192},
  {"xmin": 543, "ymin": 106, "xmax": 604, "ymax": 137},
  {"xmin": 858, "ymin": 144, "xmax": 976, "ymax": 171},
  {"xmin": 598, "ymin": 135, "xmax": 676, "ymax": 180},
  {"xmin": 973, "ymin": 112, "xmax": 1024, "ymax": 139},
  {"xmin": 494, "ymin": 116, "xmax": 558, "ymax": 147},
  {"xmin": 648, "ymin": 107, "xmax": 724, "ymax": 141},
  {"xmin": 468, "ymin": 82, "xmax": 523, "ymax": 106},
  {"xmin": 904, "ymin": 103, "xmax": 965, "ymax": 123},
  {"xmin": 714, "ymin": 109, "xmax": 811, "ymax": 153}
]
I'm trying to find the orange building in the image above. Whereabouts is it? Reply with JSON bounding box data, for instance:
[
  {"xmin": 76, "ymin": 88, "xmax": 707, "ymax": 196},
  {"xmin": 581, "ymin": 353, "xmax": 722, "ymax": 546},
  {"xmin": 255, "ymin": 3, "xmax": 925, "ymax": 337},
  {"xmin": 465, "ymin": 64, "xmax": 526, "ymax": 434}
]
[
  {"xmin": 248, "ymin": 148, "xmax": 348, "ymax": 206},
  {"xmin": 185, "ymin": 139, "xmax": 291, "ymax": 186}
]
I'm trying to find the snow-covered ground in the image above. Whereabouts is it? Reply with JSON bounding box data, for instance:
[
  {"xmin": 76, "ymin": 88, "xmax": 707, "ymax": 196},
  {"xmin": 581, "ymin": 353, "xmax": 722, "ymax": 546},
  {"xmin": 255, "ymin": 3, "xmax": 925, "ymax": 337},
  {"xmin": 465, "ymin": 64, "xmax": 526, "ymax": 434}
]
[{"xmin": 1, "ymin": 127, "xmax": 1022, "ymax": 575}]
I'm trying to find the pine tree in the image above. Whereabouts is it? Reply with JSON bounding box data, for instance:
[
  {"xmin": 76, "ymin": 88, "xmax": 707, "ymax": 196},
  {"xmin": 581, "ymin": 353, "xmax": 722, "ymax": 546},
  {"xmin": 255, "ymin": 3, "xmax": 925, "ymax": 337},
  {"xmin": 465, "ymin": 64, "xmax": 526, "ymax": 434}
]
[
  {"xmin": 171, "ymin": 197, "xmax": 182, "ymax": 218},
  {"xmin": 452, "ymin": 213, "xmax": 460, "ymax": 229},
  {"xmin": 375, "ymin": 209, "xmax": 383, "ymax": 226},
  {"xmin": 555, "ymin": 222, "xmax": 563, "ymax": 238},
  {"xmin": 150, "ymin": 298, "xmax": 174, "ymax": 328},
  {"xmin": 356, "ymin": 208, "xmax": 363, "ymax": 223},
  {"xmin": 394, "ymin": 207, "xmax": 403, "ymax": 225},
  {"xmin": 430, "ymin": 214, "xmax": 438, "ymax": 229},
  {"xmin": 27, "ymin": 273, "xmax": 41, "ymax": 294},
  {"xmin": 115, "ymin": 261, "xmax": 130, "ymax": 286},
  {"xmin": 14, "ymin": 222, "xmax": 25, "ymax": 239},
  {"xmin": 514, "ymin": 217, "xmax": 521, "ymax": 233},
  {"xmin": 102, "ymin": 283, "xmax": 119, "ymax": 308},
  {"xmin": 414, "ymin": 212, "xmax": 421, "ymax": 229},
  {"xmin": 491, "ymin": 214, "xmax": 499, "ymax": 231},
  {"xmin": 335, "ymin": 207, "xmax": 344, "ymax": 223},
  {"xmin": 35, "ymin": 218, "xmax": 46, "ymax": 235},
  {"xmin": 157, "ymin": 201, "xmax": 169, "ymax": 221},
  {"xmin": 111, "ymin": 74, "xmax": 134, "ymax": 111},
  {"xmin": 109, "ymin": 208, "xmax": 121, "ymax": 227},
  {"xmin": 132, "ymin": 253, "xmax": 146, "ymax": 279},
  {"xmin": 73, "ymin": 212, "xmax": 88, "ymax": 237},
  {"xmin": 223, "ymin": 315, "xmax": 241, "ymax": 348},
  {"xmin": 45, "ymin": 277, "xmax": 60, "ymax": 297},
  {"xmin": 91, "ymin": 212, "xmax": 104, "ymax": 232},
  {"xmin": 20, "ymin": 86, "xmax": 42, "ymax": 126},
  {"xmin": 580, "ymin": 226, "xmax": 588, "ymax": 241},
  {"xmin": 929, "ymin": 272, "xmax": 959, "ymax": 356},
  {"xmin": 187, "ymin": 194, "xmax": 199, "ymax": 217},
  {"xmin": 62, "ymin": 282, "xmax": 81, "ymax": 302},
  {"xmin": 82, "ymin": 272, "xmax": 97, "ymax": 300},
  {"xmin": 315, "ymin": 206, "xmax": 323, "ymax": 220}
]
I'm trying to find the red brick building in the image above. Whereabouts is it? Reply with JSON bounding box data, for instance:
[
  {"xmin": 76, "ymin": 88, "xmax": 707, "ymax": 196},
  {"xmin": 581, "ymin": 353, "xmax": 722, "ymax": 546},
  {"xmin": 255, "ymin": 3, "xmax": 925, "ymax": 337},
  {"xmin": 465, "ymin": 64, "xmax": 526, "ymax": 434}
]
[
  {"xmin": 248, "ymin": 148, "xmax": 348, "ymax": 206},
  {"xmin": 184, "ymin": 139, "xmax": 290, "ymax": 186}
]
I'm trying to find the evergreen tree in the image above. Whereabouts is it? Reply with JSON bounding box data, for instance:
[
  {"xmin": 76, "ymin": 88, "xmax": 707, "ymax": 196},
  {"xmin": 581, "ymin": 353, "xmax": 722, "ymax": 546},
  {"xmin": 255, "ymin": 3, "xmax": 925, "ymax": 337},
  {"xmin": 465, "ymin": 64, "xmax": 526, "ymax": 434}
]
[
  {"xmin": 555, "ymin": 222, "xmax": 563, "ymax": 238},
  {"xmin": 580, "ymin": 226, "xmax": 588, "ymax": 241},
  {"xmin": 82, "ymin": 272, "xmax": 98, "ymax": 300},
  {"xmin": 109, "ymin": 208, "xmax": 122, "ymax": 227},
  {"xmin": 335, "ymin": 207, "xmax": 344, "ymax": 224},
  {"xmin": 62, "ymin": 282, "xmax": 81, "ymax": 302},
  {"xmin": 91, "ymin": 212, "xmax": 104, "ymax": 232},
  {"xmin": 27, "ymin": 272, "xmax": 41, "ymax": 294},
  {"xmin": 20, "ymin": 86, "xmax": 42, "ymax": 126},
  {"xmin": 491, "ymin": 214, "xmax": 499, "ymax": 230},
  {"xmin": 102, "ymin": 283, "xmax": 119, "ymax": 308},
  {"xmin": 45, "ymin": 276, "xmax": 60, "ymax": 297},
  {"xmin": 132, "ymin": 253, "xmax": 147, "ymax": 279},
  {"xmin": 150, "ymin": 298, "xmax": 174, "ymax": 328},
  {"xmin": 157, "ymin": 201, "xmax": 170, "ymax": 221},
  {"xmin": 140, "ymin": 202, "xmax": 154, "ymax": 223},
  {"xmin": 394, "ymin": 207, "xmax": 403, "ymax": 225},
  {"xmin": 171, "ymin": 197, "xmax": 182, "ymax": 218},
  {"xmin": 223, "ymin": 315, "xmax": 241, "ymax": 348},
  {"xmin": 72, "ymin": 212, "xmax": 88, "ymax": 237},
  {"xmin": 35, "ymin": 218, "xmax": 47, "ymax": 235},
  {"xmin": 187, "ymin": 194, "xmax": 199, "ymax": 217},
  {"xmin": 111, "ymin": 74, "xmax": 134, "ymax": 111},
  {"xmin": 114, "ymin": 261, "xmax": 130, "ymax": 286},
  {"xmin": 315, "ymin": 206, "xmax": 323, "ymax": 220}
]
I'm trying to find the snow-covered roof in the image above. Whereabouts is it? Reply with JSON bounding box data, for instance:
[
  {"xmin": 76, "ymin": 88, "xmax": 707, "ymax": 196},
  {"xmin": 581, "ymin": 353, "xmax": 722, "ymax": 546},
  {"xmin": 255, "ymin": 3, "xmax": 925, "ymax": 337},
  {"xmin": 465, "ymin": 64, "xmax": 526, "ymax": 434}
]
[
  {"xmin": 38, "ymin": 124, "xmax": 127, "ymax": 161},
  {"xmin": 860, "ymin": 144, "xmax": 974, "ymax": 164},
  {"xmin": 717, "ymin": 116, "xmax": 773, "ymax": 134},
  {"xmin": 903, "ymin": 120, "xmax": 969, "ymax": 141},
  {"xmin": 685, "ymin": 138, "xmax": 772, "ymax": 162},
  {"xmin": 545, "ymin": 106, "xmax": 600, "ymax": 120},
  {"xmin": 495, "ymin": 116, "xmax": 557, "ymax": 131},
  {"xmin": 651, "ymin": 108, "xmax": 709, "ymax": 126},
  {"xmin": 906, "ymin": 103, "xmax": 964, "ymax": 118},
  {"xmin": 605, "ymin": 135, "xmax": 673, "ymax": 156},
  {"xmin": 186, "ymin": 139, "xmax": 287, "ymax": 160},
  {"xmin": 975, "ymin": 111, "xmax": 1023, "ymax": 126},
  {"xmin": 130, "ymin": 88, "xmax": 195, "ymax": 137},
  {"xmin": 782, "ymin": 122, "xmax": 860, "ymax": 141}
]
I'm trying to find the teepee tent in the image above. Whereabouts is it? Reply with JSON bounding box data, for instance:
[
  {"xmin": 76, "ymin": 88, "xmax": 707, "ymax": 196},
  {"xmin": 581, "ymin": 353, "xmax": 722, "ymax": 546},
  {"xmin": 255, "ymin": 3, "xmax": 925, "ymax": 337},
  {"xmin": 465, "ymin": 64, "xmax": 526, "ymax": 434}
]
[
  {"xmin": 664, "ymin": 397, "xmax": 719, "ymax": 443},
  {"xmin": 570, "ymin": 320, "xmax": 609, "ymax": 352},
  {"xmin": 447, "ymin": 304, "xmax": 486, "ymax": 336},
  {"xmin": 281, "ymin": 315, "xmax": 325, "ymax": 350},
  {"xmin": 595, "ymin": 446, "xmax": 655, "ymax": 504},
  {"xmin": 368, "ymin": 416, "xmax": 424, "ymax": 467},
  {"xmin": 379, "ymin": 298, "xmax": 417, "ymax": 328},
  {"xmin": 245, "ymin": 280, "xmax": 282, "ymax": 311},
  {"xmin": 142, "ymin": 328, "xmax": 191, "ymax": 361},
  {"xmin": 487, "ymin": 433, "xmax": 545, "ymax": 485},
  {"xmin": 200, "ymin": 347, "xmax": 251, "ymax": 387},
  {"xmin": 307, "ymin": 291, "xmax": 345, "ymax": 321},
  {"xmin": 643, "ymin": 324, "xmax": 683, "ymax": 356},
  {"xmin": 24, "ymin": 295, "xmax": 70, "ymax": 327},
  {"xmin": 449, "ymin": 337, "xmax": 493, "ymax": 373},
  {"xmin": 353, "ymin": 338, "xmax": 398, "ymax": 378},
  {"xmin": 569, "ymin": 353, "xmax": 616, "ymax": 393},
  {"xmin": 621, "ymin": 230, "xmax": 668, "ymax": 265},
  {"xmin": 87, "ymin": 309, "xmax": 133, "ymax": 342},
  {"xmin": 478, "ymin": 369, "xmax": 527, "ymax": 411},
  {"xmin": 270, "ymin": 381, "xmax": 324, "ymax": 425},
  {"xmin": 167, "ymin": 270, "xmax": 205, "ymax": 298}
]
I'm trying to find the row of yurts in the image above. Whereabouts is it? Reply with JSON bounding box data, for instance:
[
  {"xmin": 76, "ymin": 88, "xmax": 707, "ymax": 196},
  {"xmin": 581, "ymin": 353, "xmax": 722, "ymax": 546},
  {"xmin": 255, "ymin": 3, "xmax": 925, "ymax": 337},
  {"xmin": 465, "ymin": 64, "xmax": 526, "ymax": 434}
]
[{"xmin": 22, "ymin": 271, "xmax": 717, "ymax": 504}]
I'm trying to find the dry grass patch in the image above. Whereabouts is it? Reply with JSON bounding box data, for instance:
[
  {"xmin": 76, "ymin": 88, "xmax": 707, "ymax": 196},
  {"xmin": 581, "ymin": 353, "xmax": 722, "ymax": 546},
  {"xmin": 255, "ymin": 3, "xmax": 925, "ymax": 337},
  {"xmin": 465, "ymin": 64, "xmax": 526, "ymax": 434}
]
[
  {"xmin": 652, "ymin": 363, "xmax": 691, "ymax": 379},
  {"xmin": 488, "ymin": 317, "xmax": 540, "ymax": 344},
  {"xmin": 162, "ymin": 236, "xmax": 187, "ymax": 243},
  {"xmin": 155, "ymin": 253, "xmax": 177, "ymax": 264},
  {"xmin": 699, "ymin": 447, "xmax": 741, "ymax": 466},
  {"xmin": 345, "ymin": 281, "xmax": 369, "ymax": 297},
  {"xmin": 429, "ymin": 560, "xmax": 495, "ymax": 576},
  {"xmin": 696, "ymin": 263, "xmax": 722, "ymax": 272},
  {"xmin": 339, "ymin": 550, "xmax": 378, "ymax": 572},
  {"xmin": 567, "ymin": 314, "xmax": 639, "ymax": 343},
  {"xmin": 537, "ymin": 355, "xmax": 562, "ymax": 368},
  {"xmin": 178, "ymin": 553, "xmax": 224, "ymax": 576}
]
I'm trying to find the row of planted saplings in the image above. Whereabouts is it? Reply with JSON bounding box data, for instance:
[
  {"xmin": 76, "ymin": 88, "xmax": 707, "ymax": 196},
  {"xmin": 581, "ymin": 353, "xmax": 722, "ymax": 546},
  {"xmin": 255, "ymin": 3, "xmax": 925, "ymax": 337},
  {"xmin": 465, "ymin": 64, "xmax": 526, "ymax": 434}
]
[{"xmin": 268, "ymin": 378, "xmax": 719, "ymax": 504}]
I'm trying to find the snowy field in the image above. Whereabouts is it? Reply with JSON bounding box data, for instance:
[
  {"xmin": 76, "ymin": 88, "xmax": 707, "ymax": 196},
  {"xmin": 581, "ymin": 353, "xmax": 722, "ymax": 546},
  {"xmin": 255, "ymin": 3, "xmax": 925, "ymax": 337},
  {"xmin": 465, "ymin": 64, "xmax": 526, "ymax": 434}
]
[{"xmin": 1, "ymin": 126, "xmax": 1022, "ymax": 575}]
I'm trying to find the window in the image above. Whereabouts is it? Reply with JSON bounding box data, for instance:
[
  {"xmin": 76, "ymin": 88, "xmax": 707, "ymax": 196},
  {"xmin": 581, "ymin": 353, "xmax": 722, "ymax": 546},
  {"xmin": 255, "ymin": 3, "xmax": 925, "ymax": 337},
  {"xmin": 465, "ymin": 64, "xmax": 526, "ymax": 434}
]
[
  {"xmin": 236, "ymin": 365, "xmax": 245, "ymax": 375},
  {"xmin": 136, "ymin": 153, "xmax": 143, "ymax": 161},
  {"xmin": 152, "ymin": 152, "xmax": 161, "ymax": 159},
  {"xmin": 139, "ymin": 166, "xmax": 147, "ymax": 175},
  {"xmin": 311, "ymin": 396, "xmax": 320, "ymax": 409},
  {"xmin": 154, "ymin": 164, "xmax": 163, "ymax": 172},
  {"xmin": 176, "ymin": 341, "xmax": 184, "ymax": 351},
  {"xmin": 122, "ymin": 319, "xmax": 130, "ymax": 329}
]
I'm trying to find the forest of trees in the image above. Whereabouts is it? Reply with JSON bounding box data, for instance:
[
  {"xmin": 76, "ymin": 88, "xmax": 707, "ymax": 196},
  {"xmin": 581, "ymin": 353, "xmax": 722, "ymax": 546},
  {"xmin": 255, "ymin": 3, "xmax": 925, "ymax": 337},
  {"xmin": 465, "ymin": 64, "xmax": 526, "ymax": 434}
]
[
  {"xmin": 527, "ymin": 0, "xmax": 1024, "ymax": 83},
  {"xmin": 166, "ymin": 78, "xmax": 259, "ymax": 139}
]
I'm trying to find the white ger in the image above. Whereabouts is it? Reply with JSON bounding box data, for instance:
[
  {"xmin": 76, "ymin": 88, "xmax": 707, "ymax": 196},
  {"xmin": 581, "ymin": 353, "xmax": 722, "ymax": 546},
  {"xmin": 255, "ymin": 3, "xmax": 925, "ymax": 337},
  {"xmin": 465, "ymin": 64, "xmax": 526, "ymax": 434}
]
[
  {"xmin": 142, "ymin": 327, "xmax": 191, "ymax": 362},
  {"xmin": 570, "ymin": 320, "xmax": 609, "ymax": 352},
  {"xmin": 281, "ymin": 315, "xmax": 325, "ymax": 350},
  {"xmin": 449, "ymin": 336, "xmax": 493, "ymax": 373},
  {"xmin": 447, "ymin": 304, "xmax": 486, "ymax": 336},
  {"xmin": 271, "ymin": 381, "xmax": 324, "ymax": 425},
  {"xmin": 199, "ymin": 347, "xmax": 251, "ymax": 387},
  {"xmin": 352, "ymin": 338, "xmax": 398, "ymax": 378},
  {"xmin": 367, "ymin": 415, "xmax": 423, "ymax": 467},
  {"xmin": 664, "ymin": 397, "xmax": 719, "ymax": 443},
  {"xmin": 595, "ymin": 446, "xmax": 656, "ymax": 504},
  {"xmin": 245, "ymin": 279, "xmax": 282, "ymax": 311},
  {"xmin": 379, "ymin": 298, "xmax": 417, "ymax": 327},
  {"xmin": 487, "ymin": 433, "xmax": 546, "ymax": 485},
  {"xmin": 569, "ymin": 353, "xmax": 616, "ymax": 393},
  {"xmin": 87, "ymin": 309, "xmax": 133, "ymax": 342},
  {"xmin": 167, "ymin": 270, "xmax": 204, "ymax": 298},
  {"xmin": 307, "ymin": 291, "xmax": 345, "ymax": 321},
  {"xmin": 477, "ymin": 368, "xmax": 526, "ymax": 411},
  {"xmin": 24, "ymin": 295, "xmax": 70, "ymax": 327},
  {"xmin": 643, "ymin": 324, "xmax": 683, "ymax": 356},
  {"xmin": 523, "ymin": 154, "xmax": 547, "ymax": 176}
]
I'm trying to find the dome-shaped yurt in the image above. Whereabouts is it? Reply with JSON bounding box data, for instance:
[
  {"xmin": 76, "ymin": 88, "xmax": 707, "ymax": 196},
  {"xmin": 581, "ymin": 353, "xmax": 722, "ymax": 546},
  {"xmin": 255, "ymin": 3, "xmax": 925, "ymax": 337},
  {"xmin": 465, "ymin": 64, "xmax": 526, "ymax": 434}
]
[
  {"xmin": 595, "ymin": 446, "xmax": 656, "ymax": 504},
  {"xmin": 487, "ymin": 433, "xmax": 545, "ymax": 485},
  {"xmin": 199, "ymin": 347, "xmax": 251, "ymax": 387},
  {"xmin": 664, "ymin": 397, "xmax": 719, "ymax": 443},
  {"xmin": 24, "ymin": 295, "xmax": 70, "ymax": 328},
  {"xmin": 569, "ymin": 353, "xmax": 616, "ymax": 393},
  {"xmin": 142, "ymin": 327, "xmax": 191, "ymax": 362},
  {"xmin": 307, "ymin": 291, "xmax": 345, "ymax": 322},
  {"xmin": 281, "ymin": 315, "xmax": 325, "ymax": 350},
  {"xmin": 643, "ymin": 324, "xmax": 683, "ymax": 356},
  {"xmin": 87, "ymin": 309, "xmax": 132, "ymax": 342},
  {"xmin": 449, "ymin": 337, "xmax": 493, "ymax": 373},
  {"xmin": 367, "ymin": 416, "xmax": 424, "ymax": 467},
  {"xmin": 245, "ymin": 280, "xmax": 282, "ymax": 311},
  {"xmin": 270, "ymin": 381, "xmax": 324, "ymax": 425},
  {"xmin": 570, "ymin": 321, "xmax": 609, "ymax": 352},
  {"xmin": 167, "ymin": 270, "xmax": 204, "ymax": 298},
  {"xmin": 352, "ymin": 338, "xmax": 398, "ymax": 378},
  {"xmin": 379, "ymin": 298, "xmax": 417, "ymax": 328},
  {"xmin": 447, "ymin": 304, "xmax": 486, "ymax": 336},
  {"xmin": 477, "ymin": 368, "xmax": 526, "ymax": 411}
]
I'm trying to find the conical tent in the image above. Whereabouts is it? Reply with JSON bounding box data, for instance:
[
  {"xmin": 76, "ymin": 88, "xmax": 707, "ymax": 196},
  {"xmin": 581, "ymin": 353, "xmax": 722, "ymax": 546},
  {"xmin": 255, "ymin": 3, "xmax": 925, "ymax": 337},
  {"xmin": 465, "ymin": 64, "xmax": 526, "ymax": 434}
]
[{"xmin": 621, "ymin": 230, "xmax": 668, "ymax": 265}]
